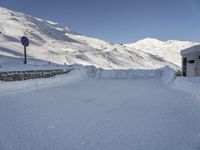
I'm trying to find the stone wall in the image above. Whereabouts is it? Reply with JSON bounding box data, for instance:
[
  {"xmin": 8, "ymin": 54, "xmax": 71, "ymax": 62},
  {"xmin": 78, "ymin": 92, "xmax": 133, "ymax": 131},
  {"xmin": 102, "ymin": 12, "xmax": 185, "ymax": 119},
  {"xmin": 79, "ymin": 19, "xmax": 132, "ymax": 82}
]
[{"xmin": 0, "ymin": 69, "xmax": 72, "ymax": 81}]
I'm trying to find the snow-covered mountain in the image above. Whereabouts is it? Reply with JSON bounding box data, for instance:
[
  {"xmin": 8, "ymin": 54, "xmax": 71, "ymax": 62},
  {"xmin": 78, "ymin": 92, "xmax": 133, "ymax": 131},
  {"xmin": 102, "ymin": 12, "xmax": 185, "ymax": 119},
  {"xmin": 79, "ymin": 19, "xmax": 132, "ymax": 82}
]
[
  {"xmin": 0, "ymin": 7, "xmax": 199, "ymax": 70},
  {"xmin": 125, "ymin": 38, "xmax": 198, "ymax": 69}
]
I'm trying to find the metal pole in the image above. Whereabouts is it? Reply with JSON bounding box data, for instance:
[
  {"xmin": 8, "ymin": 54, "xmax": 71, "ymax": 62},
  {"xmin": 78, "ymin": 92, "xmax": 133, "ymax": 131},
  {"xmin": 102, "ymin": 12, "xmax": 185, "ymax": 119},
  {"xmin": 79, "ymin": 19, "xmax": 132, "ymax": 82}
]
[{"xmin": 24, "ymin": 46, "xmax": 27, "ymax": 64}]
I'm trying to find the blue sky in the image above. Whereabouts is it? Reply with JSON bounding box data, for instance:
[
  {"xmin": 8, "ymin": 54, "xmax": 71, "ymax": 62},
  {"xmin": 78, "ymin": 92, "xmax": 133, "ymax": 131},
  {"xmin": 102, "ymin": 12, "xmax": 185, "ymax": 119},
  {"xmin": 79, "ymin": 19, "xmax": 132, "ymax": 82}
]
[{"xmin": 0, "ymin": 0, "xmax": 200, "ymax": 43}]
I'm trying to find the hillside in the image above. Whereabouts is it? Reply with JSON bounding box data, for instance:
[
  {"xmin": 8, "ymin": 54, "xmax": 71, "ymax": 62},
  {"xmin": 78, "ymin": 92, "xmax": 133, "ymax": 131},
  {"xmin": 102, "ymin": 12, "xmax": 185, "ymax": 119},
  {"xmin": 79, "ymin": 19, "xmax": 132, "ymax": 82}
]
[
  {"xmin": 0, "ymin": 7, "xmax": 199, "ymax": 70},
  {"xmin": 125, "ymin": 38, "xmax": 198, "ymax": 69}
]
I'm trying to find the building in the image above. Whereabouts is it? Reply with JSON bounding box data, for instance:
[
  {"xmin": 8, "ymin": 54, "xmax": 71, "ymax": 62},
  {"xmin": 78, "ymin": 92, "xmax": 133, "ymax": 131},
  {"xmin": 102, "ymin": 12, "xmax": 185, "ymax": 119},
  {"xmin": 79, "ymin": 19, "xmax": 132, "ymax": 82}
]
[{"xmin": 181, "ymin": 45, "xmax": 200, "ymax": 77}]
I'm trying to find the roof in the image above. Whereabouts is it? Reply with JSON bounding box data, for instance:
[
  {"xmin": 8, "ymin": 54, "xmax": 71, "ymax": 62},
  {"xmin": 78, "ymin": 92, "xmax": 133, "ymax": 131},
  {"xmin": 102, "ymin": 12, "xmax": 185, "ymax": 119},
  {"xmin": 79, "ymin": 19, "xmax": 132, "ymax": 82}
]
[{"xmin": 181, "ymin": 45, "xmax": 200, "ymax": 55}]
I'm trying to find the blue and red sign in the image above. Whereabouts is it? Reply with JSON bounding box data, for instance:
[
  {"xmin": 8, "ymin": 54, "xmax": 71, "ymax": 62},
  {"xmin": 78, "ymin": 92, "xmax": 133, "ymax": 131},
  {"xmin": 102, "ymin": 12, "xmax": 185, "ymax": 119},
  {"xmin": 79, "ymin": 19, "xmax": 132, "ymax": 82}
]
[{"xmin": 21, "ymin": 36, "xmax": 29, "ymax": 47}]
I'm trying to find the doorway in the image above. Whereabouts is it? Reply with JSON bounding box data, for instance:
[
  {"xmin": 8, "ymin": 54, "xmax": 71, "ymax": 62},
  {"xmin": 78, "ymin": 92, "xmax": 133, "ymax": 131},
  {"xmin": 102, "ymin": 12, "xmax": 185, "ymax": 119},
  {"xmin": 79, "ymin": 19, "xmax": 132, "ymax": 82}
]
[{"xmin": 182, "ymin": 58, "xmax": 187, "ymax": 76}]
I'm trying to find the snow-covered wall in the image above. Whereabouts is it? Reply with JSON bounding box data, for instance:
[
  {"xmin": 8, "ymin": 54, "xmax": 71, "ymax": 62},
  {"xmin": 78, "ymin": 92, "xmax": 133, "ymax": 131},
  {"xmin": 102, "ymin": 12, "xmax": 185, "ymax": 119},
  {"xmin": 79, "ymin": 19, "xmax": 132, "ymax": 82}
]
[
  {"xmin": 85, "ymin": 66, "xmax": 176, "ymax": 84},
  {"xmin": 85, "ymin": 66, "xmax": 160, "ymax": 79}
]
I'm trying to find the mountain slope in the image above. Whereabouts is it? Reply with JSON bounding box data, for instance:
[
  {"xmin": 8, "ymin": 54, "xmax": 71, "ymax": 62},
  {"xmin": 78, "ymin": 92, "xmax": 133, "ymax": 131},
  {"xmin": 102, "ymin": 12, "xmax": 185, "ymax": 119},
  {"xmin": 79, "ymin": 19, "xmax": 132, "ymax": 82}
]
[
  {"xmin": 125, "ymin": 38, "xmax": 199, "ymax": 68},
  {"xmin": 0, "ymin": 7, "xmax": 199, "ymax": 70}
]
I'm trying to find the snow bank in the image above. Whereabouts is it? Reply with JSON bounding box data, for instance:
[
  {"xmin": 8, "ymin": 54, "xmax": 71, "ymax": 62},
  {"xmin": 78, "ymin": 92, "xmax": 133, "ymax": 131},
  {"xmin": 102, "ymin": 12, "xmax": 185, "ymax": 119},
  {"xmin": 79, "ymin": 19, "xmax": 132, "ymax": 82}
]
[
  {"xmin": 0, "ymin": 65, "xmax": 176, "ymax": 94},
  {"xmin": 85, "ymin": 66, "xmax": 176, "ymax": 84},
  {"xmin": 159, "ymin": 66, "xmax": 176, "ymax": 85},
  {"xmin": 0, "ymin": 68, "xmax": 87, "ymax": 95},
  {"xmin": 85, "ymin": 66, "xmax": 161, "ymax": 79},
  {"xmin": 173, "ymin": 77, "xmax": 200, "ymax": 100}
]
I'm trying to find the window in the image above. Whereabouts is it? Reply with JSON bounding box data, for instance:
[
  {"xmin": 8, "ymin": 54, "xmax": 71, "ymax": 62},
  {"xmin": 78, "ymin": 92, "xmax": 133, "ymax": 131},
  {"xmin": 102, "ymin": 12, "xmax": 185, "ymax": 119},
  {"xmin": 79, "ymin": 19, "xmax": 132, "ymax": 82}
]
[
  {"xmin": 187, "ymin": 60, "xmax": 195, "ymax": 64},
  {"xmin": 199, "ymin": 56, "xmax": 200, "ymax": 59}
]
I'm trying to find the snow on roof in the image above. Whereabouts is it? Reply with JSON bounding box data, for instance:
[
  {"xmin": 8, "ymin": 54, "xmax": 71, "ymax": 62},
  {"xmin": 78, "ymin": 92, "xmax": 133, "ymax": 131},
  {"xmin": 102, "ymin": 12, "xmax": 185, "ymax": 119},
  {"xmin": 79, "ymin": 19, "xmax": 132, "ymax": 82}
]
[{"xmin": 181, "ymin": 45, "xmax": 200, "ymax": 55}]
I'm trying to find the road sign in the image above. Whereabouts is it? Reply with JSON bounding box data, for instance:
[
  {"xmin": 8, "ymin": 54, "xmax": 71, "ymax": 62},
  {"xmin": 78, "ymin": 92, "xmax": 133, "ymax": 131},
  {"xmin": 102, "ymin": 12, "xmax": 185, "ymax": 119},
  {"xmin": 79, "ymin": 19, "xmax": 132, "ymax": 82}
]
[
  {"xmin": 21, "ymin": 36, "xmax": 29, "ymax": 47},
  {"xmin": 21, "ymin": 36, "xmax": 29, "ymax": 64}
]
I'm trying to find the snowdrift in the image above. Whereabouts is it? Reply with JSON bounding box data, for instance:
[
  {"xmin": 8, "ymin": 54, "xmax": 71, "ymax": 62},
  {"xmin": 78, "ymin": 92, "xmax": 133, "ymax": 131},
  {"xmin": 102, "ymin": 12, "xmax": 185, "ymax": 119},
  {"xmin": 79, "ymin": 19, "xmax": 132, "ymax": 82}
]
[
  {"xmin": 0, "ymin": 69, "xmax": 87, "ymax": 95},
  {"xmin": 86, "ymin": 65, "xmax": 176, "ymax": 84},
  {"xmin": 173, "ymin": 77, "xmax": 200, "ymax": 100},
  {"xmin": 86, "ymin": 66, "xmax": 200, "ymax": 101},
  {"xmin": 85, "ymin": 66, "xmax": 200, "ymax": 102},
  {"xmin": 2, "ymin": 64, "xmax": 200, "ymax": 102},
  {"xmin": 86, "ymin": 66, "xmax": 160, "ymax": 79},
  {"xmin": 0, "ymin": 65, "xmax": 176, "ymax": 94}
]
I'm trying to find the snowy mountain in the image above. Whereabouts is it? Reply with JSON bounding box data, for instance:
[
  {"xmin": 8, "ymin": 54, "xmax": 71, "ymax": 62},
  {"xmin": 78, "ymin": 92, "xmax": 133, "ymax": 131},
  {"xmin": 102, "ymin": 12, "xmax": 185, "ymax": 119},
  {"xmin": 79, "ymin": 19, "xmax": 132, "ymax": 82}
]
[
  {"xmin": 0, "ymin": 7, "xmax": 199, "ymax": 70},
  {"xmin": 125, "ymin": 38, "xmax": 199, "ymax": 69}
]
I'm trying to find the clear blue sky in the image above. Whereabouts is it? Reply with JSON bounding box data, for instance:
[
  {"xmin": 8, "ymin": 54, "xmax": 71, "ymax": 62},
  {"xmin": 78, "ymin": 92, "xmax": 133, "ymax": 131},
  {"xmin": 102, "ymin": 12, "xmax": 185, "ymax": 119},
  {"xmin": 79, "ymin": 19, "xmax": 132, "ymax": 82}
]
[{"xmin": 0, "ymin": 0, "xmax": 200, "ymax": 43}]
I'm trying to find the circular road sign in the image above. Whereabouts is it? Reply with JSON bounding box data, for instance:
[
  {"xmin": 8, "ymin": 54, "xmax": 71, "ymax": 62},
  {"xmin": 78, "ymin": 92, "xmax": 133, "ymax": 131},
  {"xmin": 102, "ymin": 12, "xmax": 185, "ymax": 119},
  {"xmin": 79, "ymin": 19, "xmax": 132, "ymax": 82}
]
[{"xmin": 21, "ymin": 36, "xmax": 29, "ymax": 47}]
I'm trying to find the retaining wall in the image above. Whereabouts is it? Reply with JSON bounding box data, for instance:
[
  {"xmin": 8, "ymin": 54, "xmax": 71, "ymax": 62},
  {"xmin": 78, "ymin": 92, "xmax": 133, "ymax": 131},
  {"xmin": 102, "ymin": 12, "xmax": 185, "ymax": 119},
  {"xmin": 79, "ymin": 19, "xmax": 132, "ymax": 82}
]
[{"xmin": 0, "ymin": 69, "xmax": 72, "ymax": 81}]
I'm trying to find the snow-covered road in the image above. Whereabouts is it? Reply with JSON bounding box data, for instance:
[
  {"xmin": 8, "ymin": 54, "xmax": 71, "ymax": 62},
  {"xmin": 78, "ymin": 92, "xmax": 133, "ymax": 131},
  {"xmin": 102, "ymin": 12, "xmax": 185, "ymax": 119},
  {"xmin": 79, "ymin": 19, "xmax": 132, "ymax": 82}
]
[{"xmin": 0, "ymin": 79, "xmax": 200, "ymax": 150}]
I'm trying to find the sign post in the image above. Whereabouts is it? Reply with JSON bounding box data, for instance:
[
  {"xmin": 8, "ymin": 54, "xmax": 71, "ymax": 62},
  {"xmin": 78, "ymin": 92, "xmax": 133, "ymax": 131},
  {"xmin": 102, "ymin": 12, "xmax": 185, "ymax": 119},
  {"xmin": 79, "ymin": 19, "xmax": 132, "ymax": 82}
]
[{"xmin": 21, "ymin": 36, "xmax": 29, "ymax": 64}]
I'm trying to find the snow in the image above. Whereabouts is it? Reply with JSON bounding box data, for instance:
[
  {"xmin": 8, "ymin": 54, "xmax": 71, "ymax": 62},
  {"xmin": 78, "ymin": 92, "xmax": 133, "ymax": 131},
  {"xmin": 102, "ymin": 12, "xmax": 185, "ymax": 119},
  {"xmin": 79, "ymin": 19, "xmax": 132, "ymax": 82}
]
[
  {"xmin": 160, "ymin": 66, "xmax": 176, "ymax": 85},
  {"xmin": 181, "ymin": 45, "xmax": 200, "ymax": 55},
  {"xmin": 0, "ymin": 66, "xmax": 173, "ymax": 92},
  {"xmin": 85, "ymin": 66, "xmax": 160, "ymax": 79},
  {"xmin": 125, "ymin": 38, "xmax": 199, "ymax": 68},
  {"xmin": 0, "ymin": 67, "xmax": 199, "ymax": 149},
  {"xmin": 0, "ymin": 55, "xmax": 73, "ymax": 72},
  {"xmin": 0, "ymin": 68, "xmax": 87, "ymax": 94},
  {"xmin": 172, "ymin": 77, "xmax": 200, "ymax": 100},
  {"xmin": 0, "ymin": 68, "xmax": 200, "ymax": 150},
  {"xmin": 0, "ymin": 7, "xmax": 199, "ymax": 70}
]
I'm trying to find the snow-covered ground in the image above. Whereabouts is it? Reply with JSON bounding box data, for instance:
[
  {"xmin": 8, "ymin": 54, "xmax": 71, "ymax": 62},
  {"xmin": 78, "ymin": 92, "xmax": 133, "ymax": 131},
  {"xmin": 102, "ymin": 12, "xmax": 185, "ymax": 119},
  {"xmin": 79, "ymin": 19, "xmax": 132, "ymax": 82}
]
[
  {"xmin": 0, "ymin": 55, "xmax": 73, "ymax": 72},
  {"xmin": 0, "ymin": 7, "xmax": 199, "ymax": 70},
  {"xmin": 0, "ymin": 67, "xmax": 200, "ymax": 150}
]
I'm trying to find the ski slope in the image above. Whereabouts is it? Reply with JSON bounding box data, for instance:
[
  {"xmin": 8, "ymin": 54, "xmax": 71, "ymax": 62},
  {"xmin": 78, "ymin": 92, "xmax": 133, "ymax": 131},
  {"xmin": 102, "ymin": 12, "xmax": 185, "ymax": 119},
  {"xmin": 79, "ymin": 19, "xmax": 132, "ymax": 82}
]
[
  {"xmin": 0, "ymin": 7, "xmax": 199, "ymax": 70},
  {"xmin": 0, "ymin": 68, "xmax": 200, "ymax": 150}
]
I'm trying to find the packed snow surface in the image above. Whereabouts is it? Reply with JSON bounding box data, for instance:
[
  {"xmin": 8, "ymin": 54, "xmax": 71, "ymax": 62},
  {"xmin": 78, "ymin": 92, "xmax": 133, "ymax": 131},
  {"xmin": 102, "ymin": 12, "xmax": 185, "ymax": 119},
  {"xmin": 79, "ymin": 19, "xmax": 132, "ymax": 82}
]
[
  {"xmin": 0, "ymin": 68, "xmax": 200, "ymax": 150},
  {"xmin": 0, "ymin": 7, "xmax": 199, "ymax": 70}
]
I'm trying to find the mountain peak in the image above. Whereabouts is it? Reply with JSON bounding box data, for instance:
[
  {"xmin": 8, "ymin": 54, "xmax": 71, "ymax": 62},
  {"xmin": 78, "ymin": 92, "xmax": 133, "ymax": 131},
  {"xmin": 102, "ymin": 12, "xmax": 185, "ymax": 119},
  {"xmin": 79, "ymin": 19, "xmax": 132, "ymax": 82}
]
[
  {"xmin": 135, "ymin": 38, "xmax": 164, "ymax": 45},
  {"xmin": 139, "ymin": 38, "xmax": 162, "ymax": 42},
  {"xmin": 125, "ymin": 38, "xmax": 164, "ymax": 47}
]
